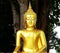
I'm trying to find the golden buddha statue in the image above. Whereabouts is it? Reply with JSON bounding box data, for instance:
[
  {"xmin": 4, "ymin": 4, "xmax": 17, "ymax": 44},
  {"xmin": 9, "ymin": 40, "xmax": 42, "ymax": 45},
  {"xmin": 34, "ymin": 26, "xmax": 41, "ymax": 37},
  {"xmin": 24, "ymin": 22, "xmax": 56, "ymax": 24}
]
[{"xmin": 13, "ymin": 2, "xmax": 47, "ymax": 53}]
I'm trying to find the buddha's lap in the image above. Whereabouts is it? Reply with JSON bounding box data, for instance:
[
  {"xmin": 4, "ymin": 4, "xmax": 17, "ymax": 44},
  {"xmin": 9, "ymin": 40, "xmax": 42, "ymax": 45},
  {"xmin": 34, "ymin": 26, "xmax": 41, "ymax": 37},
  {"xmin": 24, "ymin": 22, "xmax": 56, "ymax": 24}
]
[
  {"xmin": 20, "ymin": 51, "xmax": 47, "ymax": 53},
  {"xmin": 19, "ymin": 49, "xmax": 47, "ymax": 53}
]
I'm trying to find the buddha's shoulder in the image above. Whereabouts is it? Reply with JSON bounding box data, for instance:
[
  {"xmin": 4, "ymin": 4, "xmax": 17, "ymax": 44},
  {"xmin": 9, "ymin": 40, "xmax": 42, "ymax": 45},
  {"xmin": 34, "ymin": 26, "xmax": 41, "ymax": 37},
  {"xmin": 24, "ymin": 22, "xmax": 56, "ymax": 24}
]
[
  {"xmin": 35, "ymin": 29, "xmax": 44, "ymax": 32},
  {"xmin": 17, "ymin": 29, "xmax": 44, "ymax": 33}
]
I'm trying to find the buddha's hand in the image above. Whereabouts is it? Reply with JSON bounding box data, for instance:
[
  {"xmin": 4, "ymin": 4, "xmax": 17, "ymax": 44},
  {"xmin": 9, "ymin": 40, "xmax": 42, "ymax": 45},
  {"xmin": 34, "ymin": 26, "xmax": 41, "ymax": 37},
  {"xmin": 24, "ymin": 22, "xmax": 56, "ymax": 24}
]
[{"xmin": 13, "ymin": 51, "xmax": 17, "ymax": 53}]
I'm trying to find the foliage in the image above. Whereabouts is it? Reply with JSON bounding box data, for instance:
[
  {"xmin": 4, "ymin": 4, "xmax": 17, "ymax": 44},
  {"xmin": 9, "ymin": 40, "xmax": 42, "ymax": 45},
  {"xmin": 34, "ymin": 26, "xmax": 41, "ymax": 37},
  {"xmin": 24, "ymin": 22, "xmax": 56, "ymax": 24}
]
[{"xmin": 48, "ymin": 0, "xmax": 60, "ymax": 53}]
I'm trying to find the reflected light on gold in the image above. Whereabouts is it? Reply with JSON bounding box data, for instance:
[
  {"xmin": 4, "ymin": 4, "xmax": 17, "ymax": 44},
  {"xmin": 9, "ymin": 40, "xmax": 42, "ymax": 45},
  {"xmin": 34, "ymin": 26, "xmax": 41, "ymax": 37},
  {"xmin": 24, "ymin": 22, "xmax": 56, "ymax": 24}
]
[{"xmin": 13, "ymin": 2, "xmax": 47, "ymax": 53}]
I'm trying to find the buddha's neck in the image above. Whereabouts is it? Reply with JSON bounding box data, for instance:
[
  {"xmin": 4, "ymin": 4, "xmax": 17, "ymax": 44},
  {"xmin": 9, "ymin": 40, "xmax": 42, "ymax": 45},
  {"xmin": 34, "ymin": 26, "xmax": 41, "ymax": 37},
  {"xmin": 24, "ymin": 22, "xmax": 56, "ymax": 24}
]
[{"xmin": 26, "ymin": 27, "xmax": 34, "ymax": 30}]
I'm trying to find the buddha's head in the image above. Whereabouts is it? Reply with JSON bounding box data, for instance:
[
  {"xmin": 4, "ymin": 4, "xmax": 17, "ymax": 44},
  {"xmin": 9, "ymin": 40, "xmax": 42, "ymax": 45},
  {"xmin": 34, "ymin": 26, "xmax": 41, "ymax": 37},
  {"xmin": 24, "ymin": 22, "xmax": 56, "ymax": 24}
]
[{"xmin": 24, "ymin": 3, "xmax": 37, "ymax": 28}]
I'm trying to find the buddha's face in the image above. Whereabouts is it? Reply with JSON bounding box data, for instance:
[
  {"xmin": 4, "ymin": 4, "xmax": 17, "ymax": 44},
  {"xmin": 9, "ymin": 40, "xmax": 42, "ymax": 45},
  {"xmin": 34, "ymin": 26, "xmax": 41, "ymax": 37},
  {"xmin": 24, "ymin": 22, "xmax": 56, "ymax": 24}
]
[{"xmin": 25, "ymin": 15, "xmax": 36, "ymax": 27}]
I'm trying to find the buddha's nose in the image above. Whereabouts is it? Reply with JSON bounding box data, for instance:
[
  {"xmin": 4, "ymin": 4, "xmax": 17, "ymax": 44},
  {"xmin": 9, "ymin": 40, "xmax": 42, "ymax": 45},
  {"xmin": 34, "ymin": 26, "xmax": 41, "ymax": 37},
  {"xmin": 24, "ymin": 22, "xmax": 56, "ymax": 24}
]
[{"xmin": 29, "ymin": 20, "xmax": 32, "ymax": 23}]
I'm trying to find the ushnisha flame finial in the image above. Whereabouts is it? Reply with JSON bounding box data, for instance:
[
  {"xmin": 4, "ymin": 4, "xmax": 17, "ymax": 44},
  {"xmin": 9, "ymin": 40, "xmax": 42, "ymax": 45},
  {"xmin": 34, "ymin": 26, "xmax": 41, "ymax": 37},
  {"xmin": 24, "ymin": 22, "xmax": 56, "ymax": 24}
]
[{"xmin": 29, "ymin": 2, "xmax": 32, "ymax": 9}]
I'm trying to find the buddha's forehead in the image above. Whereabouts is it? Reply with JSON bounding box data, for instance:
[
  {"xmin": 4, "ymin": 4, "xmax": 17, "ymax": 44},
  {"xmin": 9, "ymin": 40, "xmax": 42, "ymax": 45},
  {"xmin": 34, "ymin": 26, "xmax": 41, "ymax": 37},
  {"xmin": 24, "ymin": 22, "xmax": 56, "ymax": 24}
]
[{"xmin": 27, "ymin": 14, "xmax": 33, "ymax": 18}]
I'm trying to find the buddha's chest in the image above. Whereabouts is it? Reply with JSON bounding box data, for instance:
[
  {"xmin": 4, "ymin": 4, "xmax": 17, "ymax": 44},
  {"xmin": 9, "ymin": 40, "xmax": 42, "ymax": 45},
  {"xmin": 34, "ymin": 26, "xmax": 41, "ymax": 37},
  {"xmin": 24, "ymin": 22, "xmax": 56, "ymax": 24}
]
[
  {"xmin": 22, "ymin": 31, "xmax": 39, "ymax": 40},
  {"xmin": 21, "ymin": 31, "xmax": 40, "ymax": 44}
]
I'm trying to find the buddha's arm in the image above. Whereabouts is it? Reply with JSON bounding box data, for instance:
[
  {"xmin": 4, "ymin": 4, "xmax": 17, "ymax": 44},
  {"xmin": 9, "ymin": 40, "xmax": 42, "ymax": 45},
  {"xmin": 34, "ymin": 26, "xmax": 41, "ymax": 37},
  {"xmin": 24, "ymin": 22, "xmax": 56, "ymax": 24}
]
[
  {"xmin": 13, "ymin": 31, "xmax": 21, "ymax": 53},
  {"xmin": 37, "ymin": 31, "xmax": 47, "ymax": 53}
]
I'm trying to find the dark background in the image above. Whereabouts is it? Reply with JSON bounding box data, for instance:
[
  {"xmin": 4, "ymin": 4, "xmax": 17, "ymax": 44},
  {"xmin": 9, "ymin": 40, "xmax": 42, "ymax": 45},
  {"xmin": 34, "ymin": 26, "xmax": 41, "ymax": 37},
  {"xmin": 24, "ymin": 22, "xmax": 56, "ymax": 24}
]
[{"xmin": 0, "ymin": 0, "xmax": 15, "ymax": 52}]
